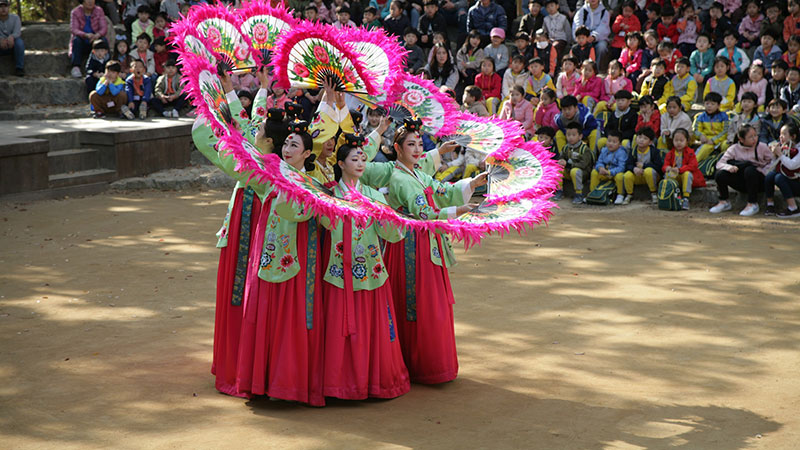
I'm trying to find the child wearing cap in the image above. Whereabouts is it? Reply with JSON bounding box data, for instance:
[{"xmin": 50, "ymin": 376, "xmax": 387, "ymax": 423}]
[
  {"xmin": 151, "ymin": 59, "xmax": 184, "ymax": 118},
  {"xmin": 484, "ymin": 27, "xmax": 509, "ymax": 75},
  {"xmin": 518, "ymin": 0, "xmax": 544, "ymax": 37},
  {"xmin": 85, "ymin": 39, "xmax": 110, "ymax": 94},
  {"xmin": 511, "ymin": 31, "xmax": 534, "ymax": 63}
]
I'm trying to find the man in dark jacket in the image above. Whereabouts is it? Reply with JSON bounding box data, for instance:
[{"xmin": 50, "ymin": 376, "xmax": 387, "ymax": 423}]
[
  {"xmin": 466, "ymin": 0, "xmax": 507, "ymax": 43},
  {"xmin": 417, "ymin": 0, "xmax": 448, "ymax": 49}
]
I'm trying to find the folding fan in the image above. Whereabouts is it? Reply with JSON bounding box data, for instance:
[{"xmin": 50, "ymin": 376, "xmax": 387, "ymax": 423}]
[
  {"xmin": 197, "ymin": 69, "xmax": 234, "ymax": 129},
  {"xmin": 341, "ymin": 27, "xmax": 407, "ymax": 106},
  {"xmin": 271, "ymin": 22, "xmax": 377, "ymax": 95},
  {"xmin": 483, "ymin": 142, "xmax": 562, "ymax": 204},
  {"xmin": 182, "ymin": 34, "xmax": 217, "ymax": 64},
  {"xmin": 192, "ymin": 6, "xmax": 257, "ymax": 73},
  {"xmin": 443, "ymin": 112, "xmax": 525, "ymax": 156},
  {"xmin": 378, "ymin": 73, "xmax": 459, "ymax": 137},
  {"xmin": 238, "ymin": 1, "xmax": 298, "ymax": 65}
]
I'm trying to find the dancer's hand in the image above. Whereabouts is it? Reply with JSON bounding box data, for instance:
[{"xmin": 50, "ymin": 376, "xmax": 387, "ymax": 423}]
[
  {"xmin": 456, "ymin": 203, "xmax": 480, "ymax": 216},
  {"xmin": 470, "ymin": 172, "xmax": 489, "ymax": 189},
  {"xmin": 438, "ymin": 140, "xmax": 459, "ymax": 155},
  {"xmin": 219, "ymin": 69, "xmax": 234, "ymax": 93},
  {"xmin": 377, "ymin": 116, "xmax": 391, "ymax": 135},
  {"xmin": 256, "ymin": 65, "xmax": 270, "ymax": 89}
]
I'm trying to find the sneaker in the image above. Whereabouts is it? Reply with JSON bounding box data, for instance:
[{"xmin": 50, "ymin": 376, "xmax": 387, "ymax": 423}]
[
  {"xmin": 91, "ymin": 111, "xmax": 104, "ymax": 119},
  {"xmin": 622, "ymin": 194, "xmax": 632, "ymax": 205},
  {"xmin": 777, "ymin": 207, "xmax": 800, "ymax": 218},
  {"xmin": 613, "ymin": 194, "xmax": 625, "ymax": 205},
  {"xmin": 172, "ymin": 109, "xmax": 180, "ymax": 118},
  {"xmin": 163, "ymin": 111, "xmax": 171, "ymax": 117},
  {"xmin": 139, "ymin": 104, "xmax": 148, "ymax": 119},
  {"xmin": 572, "ymin": 194, "xmax": 583, "ymax": 204},
  {"xmin": 120, "ymin": 105, "xmax": 134, "ymax": 120},
  {"xmin": 739, "ymin": 204, "xmax": 759, "ymax": 217},
  {"xmin": 651, "ymin": 193, "xmax": 658, "ymax": 204},
  {"xmin": 15, "ymin": 67, "xmax": 24, "ymax": 77},
  {"xmin": 552, "ymin": 190, "xmax": 564, "ymax": 200},
  {"xmin": 681, "ymin": 198, "xmax": 690, "ymax": 210},
  {"xmin": 764, "ymin": 204, "xmax": 776, "ymax": 216},
  {"xmin": 70, "ymin": 66, "xmax": 82, "ymax": 78},
  {"xmin": 709, "ymin": 202, "xmax": 732, "ymax": 213}
]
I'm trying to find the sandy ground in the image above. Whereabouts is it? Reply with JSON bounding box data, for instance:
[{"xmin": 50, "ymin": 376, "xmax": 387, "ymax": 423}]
[{"xmin": 1, "ymin": 189, "xmax": 799, "ymax": 450}]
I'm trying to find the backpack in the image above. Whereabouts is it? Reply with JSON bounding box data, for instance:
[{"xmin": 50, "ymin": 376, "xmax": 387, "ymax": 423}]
[
  {"xmin": 698, "ymin": 150, "xmax": 723, "ymax": 179},
  {"xmin": 584, "ymin": 180, "xmax": 617, "ymax": 205},
  {"xmin": 657, "ymin": 178, "xmax": 682, "ymax": 211}
]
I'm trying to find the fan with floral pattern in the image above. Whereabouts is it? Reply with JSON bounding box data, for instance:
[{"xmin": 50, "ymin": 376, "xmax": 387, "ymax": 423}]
[{"xmin": 238, "ymin": 1, "xmax": 297, "ymax": 65}]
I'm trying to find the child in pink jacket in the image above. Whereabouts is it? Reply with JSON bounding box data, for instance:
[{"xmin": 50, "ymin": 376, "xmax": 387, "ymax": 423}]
[
  {"xmin": 534, "ymin": 88, "xmax": 559, "ymax": 131},
  {"xmin": 500, "ymin": 85, "xmax": 534, "ymax": 136},
  {"xmin": 571, "ymin": 60, "xmax": 606, "ymax": 112}
]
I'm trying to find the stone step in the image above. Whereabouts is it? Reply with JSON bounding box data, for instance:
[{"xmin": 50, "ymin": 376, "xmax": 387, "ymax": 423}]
[
  {"xmin": 49, "ymin": 168, "xmax": 116, "ymax": 188},
  {"xmin": 21, "ymin": 24, "xmax": 72, "ymax": 51},
  {"xmin": 0, "ymin": 104, "xmax": 88, "ymax": 121},
  {"xmin": 0, "ymin": 50, "xmax": 71, "ymax": 77},
  {"xmin": 48, "ymin": 148, "xmax": 102, "ymax": 175},
  {"xmin": 0, "ymin": 76, "xmax": 87, "ymax": 106}
]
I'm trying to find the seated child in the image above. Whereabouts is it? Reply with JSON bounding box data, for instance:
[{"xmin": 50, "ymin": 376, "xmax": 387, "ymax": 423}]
[
  {"xmin": 536, "ymin": 125, "xmax": 557, "ymax": 158},
  {"xmin": 532, "ymin": 29, "xmax": 558, "ymax": 76},
  {"xmin": 637, "ymin": 30, "xmax": 659, "ymax": 90},
  {"xmin": 760, "ymin": 99, "xmax": 791, "ymax": 145},
  {"xmin": 152, "ymin": 36, "xmax": 169, "ymax": 76},
  {"xmin": 595, "ymin": 60, "xmax": 632, "ymax": 115},
  {"xmin": 555, "ymin": 95, "xmax": 600, "ymax": 155},
  {"xmin": 690, "ymin": 33, "xmax": 715, "ymax": 85},
  {"xmin": 462, "ymin": 85, "xmax": 489, "ymax": 116},
  {"xmin": 484, "ymin": 27, "xmax": 509, "ymax": 75},
  {"xmin": 737, "ymin": 63, "xmax": 767, "ymax": 112},
  {"xmin": 764, "ymin": 123, "xmax": 800, "ymax": 217},
  {"xmin": 619, "ymin": 31, "xmax": 644, "ymax": 86},
  {"xmin": 124, "ymin": 59, "xmax": 153, "ymax": 119},
  {"xmin": 598, "ymin": 90, "xmax": 636, "ymax": 150},
  {"xmin": 403, "ymin": 29, "xmax": 426, "ymax": 73},
  {"xmin": 676, "ymin": 3, "xmax": 702, "ymax": 58},
  {"xmin": 656, "ymin": 7, "xmax": 678, "ymax": 44},
  {"xmin": 555, "ymin": 55, "xmax": 580, "ymax": 99},
  {"xmin": 737, "ymin": 1, "xmax": 762, "ymax": 50},
  {"xmin": 636, "ymin": 95, "xmax": 661, "ymax": 136},
  {"xmin": 475, "ymin": 57, "xmax": 502, "ymax": 113},
  {"xmin": 265, "ymin": 83, "xmax": 290, "ymax": 110},
  {"xmin": 660, "ymin": 96, "xmax": 692, "ymax": 150},
  {"xmin": 716, "ymin": 30, "xmax": 749, "ymax": 86},
  {"xmin": 533, "ymin": 88, "xmax": 559, "ymax": 131},
  {"xmin": 728, "ymin": 92, "xmax": 761, "ymax": 145},
  {"xmin": 754, "ymin": 30, "xmax": 783, "ymax": 72},
  {"xmin": 656, "ymin": 40, "xmax": 681, "ymax": 75},
  {"xmin": 499, "ymin": 85, "xmax": 534, "ymax": 136},
  {"xmin": 780, "ymin": 67, "xmax": 800, "ymax": 114},
  {"xmin": 524, "ymin": 57, "xmax": 556, "ymax": 106},
  {"xmin": 590, "ymin": 130, "xmax": 629, "ymax": 205},
  {"xmin": 640, "ymin": 58, "xmax": 669, "ymax": 108},
  {"xmin": 511, "ymin": 31, "xmax": 535, "ymax": 64},
  {"xmin": 662, "ymin": 128, "xmax": 706, "ymax": 210},
  {"xmin": 766, "ymin": 60, "xmax": 788, "ymax": 106},
  {"xmin": 782, "ymin": 35, "xmax": 800, "ymax": 68},
  {"xmin": 558, "ymin": 121, "xmax": 594, "ymax": 204},
  {"xmin": 84, "ymin": 39, "xmax": 110, "ymax": 95},
  {"xmin": 623, "ymin": 127, "xmax": 662, "ymax": 204},
  {"xmin": 237, "ymin": 90, "xmax": 253, "ymax": 118},
  {"xmin": 570, "ymin": 26, "xmax": 596, "ymax": 63},
  {"xmin": 150, "ymin": 59, "xmax": 184, "ymax": 117},
  {"xmin": 132, "ymin": 33, "xmax": 156, "ymax": 76},
  {"xmin": 436, "ymin": 147, "xmax": 484, "ymax": 182},
  {"xmin": 501, "ymin": 55, "xmax": 529, "ymax": 100},
  {"xmin": 703, "ymin": 56, "xmax": 736, "ymax": 112},
  {"xmin": 666, "ymin": 57, "xmax": 697, "ymax": 112},
  {"xmin": 88, "ymin": 61, "xmax": 127, "ymax": 119},
  {"xmin": 692, "ymin": 92, "xmax": 730, "ymax": 162},
  {"xmin": 610, "ymin": 2, "xmax": 641, "ymax": 61},
  {"xmin": 362, "ymin": 108, "xmax": 396, "ymax": 162},
  {"xmin": 571, "ymin": 59, "xmax": 605, "ymax": 112}
]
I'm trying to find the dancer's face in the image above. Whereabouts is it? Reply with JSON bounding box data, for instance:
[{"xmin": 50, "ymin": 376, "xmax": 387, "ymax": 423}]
[
  {"xmin": 395, "ymin": 132, "xmax": 424, "ymax": 164},
  {"xmin": 282, "ymin": 134, "xmax": 311, "ymax": 170},
  {"xmin": 338, "ymin": 147, "xmax": 367, "ymax": 180}
]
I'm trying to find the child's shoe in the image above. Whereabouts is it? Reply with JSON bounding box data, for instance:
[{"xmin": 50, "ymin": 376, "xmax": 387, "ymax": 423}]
[
  {"xmin": 121, "ymin": 105, "xmax": 135, "ymax": 120},
  {"xmin": 681, "ymin": 198, "xmax": 690, "ymax": 210},
  {"xmin": 709, "ymin": 202, "xmax": 732, "ymax": 213},
  {"xmin": 622, "ymin": 194, "xmax": 632, "ymax": 205},
  {"xmin": 139, "ymin": 103, "xmax": 148, "ymax": 119},
  {"xmin": 172, "ymin": 109, "xmax": 180, "ymax": 118},
  {"xmin": 613, "ymin": 194, "xmax": 624, "ymax": 205},
  {"xmin": 739, "ymin": 204, "xmax": 759, "ymax": 216},
  {"xmin": 91, "ymin": 111, "xmax": 104, "ymax": 119},
  {"xmin": 163, "ymin": 111, "xmax": 171, "ymax": 117},
  {"xmin": 553, "ymin": 190, "xmax": 564, "ymax": 200},
  {"xmin": 650, "ymin": 193, "xmax": 658, "ymax": 204},
  {"xmin": 764, "ymin": 204, "xmax": 776, "ymax": 216},
  {"xmin": 572, "ymin": 194, "xmax": 583, "ymax": 204}
]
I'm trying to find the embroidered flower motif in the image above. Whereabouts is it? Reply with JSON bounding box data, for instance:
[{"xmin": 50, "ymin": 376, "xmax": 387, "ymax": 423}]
[
  {"xmin": 206, "ymin": 27, "xmax": 222, "ymax": 48},
  {"xmin": 279, "ymin": 234, "xmax": 290, "ymax": 248},
  {"xmin": 368, "ymin": 244, "xmax": 379, "ymax": 258},
  {"xmin": 294, "ymin": 62, "xmax": 310, "ymax": 78},
  {"xmin": 266, "ymin": 243, "xmax": 276, "ymax": 252},
  {"xmin": 414, "ymin": 195, "xmax": 426, "ymax": 206},
  {"xmin": 352, "ymin": 263, "xmax": 367, "ymax": 279},
  {"xmin": 372, "ymin": 263, "xmax": 383, "ymax": 278},
  {"xmin": 260, "ymin": 252, "xmax": 272, "ymax": 267},
  {"xmin": 239, "ymin": 109, "xmax": 249, "ymax": 119},
  {"xmin": 213, "ymin": 127, "xmax": 225, "ymax": 138},
  {"xmin": 419, "ymin": 212, "xmax": 428, "ymax": 219},
  {"xmin": 432, "ymin": 247, "xmax": 441, "ymax": 259},
  {"xmin": 335, "ymin": 241, "xmax": 345, "ymax": 256},
  {"xmin": 255, "ymin": 106, "xmax": 266, "ymax": 117},
  {"xmin": 313, "ymin": 45, "xmax": 329, "ymax": 64},
  {"xmin": 355, "ymin": 256, "xmax": 366, "ymax": 263},
  {"xmin": 280, "ymin": 254, "xmax": 294, "ymax": 269},
  {"xmin": 435, "ymin": 185, "xmax": 447, "ymax": 196},
  {"xmin": 252, "ymin": 22, "xmax": 270, "ymax": 44},
  {"xmin": 329, "ymin": 265, "xmax": 344, "ymax": 278},
  {"xmin": 355, "ymin": 244, "xmax": 365, "ymax": 256},
  {"xmin": 402, "ymin": 90, "xmax": 425, "ymax": 107}
]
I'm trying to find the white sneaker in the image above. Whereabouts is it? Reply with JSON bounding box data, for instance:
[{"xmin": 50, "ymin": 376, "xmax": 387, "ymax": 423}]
[
  {"xmin": 139, "ymin": 104, "xmax": 148, "ymax": 119},
  {"xmin": 172, "ymin": 109, "xmax": 180, "ymax": 118},
  {"xmin": 622, "ymin": 194, "xmax": 632, "ymax": 205},
  {"xmin": 613, "ymin": 194, "xmax": 624, "ymax": 205},
  {"xmin": 70, "ymin": 66, "xmax": 82, "ymax": 78},
  {"xmin": 163, "ymin": 111, "xmax": 171, "ymax": 117},
  {"xmin": 120, "ymin": 105, "xmax": 134, "ymax": 120},
  {"xmin": 709, "ymin": 202, "xmax": 732, "ymax": 213},
  {"xmin": 651, "ymin": 193, "xmax": 658, "ymax": 204},
  {"xmin": 739, "ymin": 204, "xmax": 760, "ymax": 216}
]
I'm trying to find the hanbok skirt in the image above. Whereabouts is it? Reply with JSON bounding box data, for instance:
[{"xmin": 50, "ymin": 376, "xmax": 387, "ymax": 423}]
[
  {"xmin": 212, "ymin": 188, "xmax": 262, "ymax": 397},
  {"xmin": 383, "ymin": 231, "xmax": 458, "ymax": 384}
]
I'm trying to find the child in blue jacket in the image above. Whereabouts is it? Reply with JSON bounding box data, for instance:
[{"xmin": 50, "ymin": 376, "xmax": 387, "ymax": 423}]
[
  {"xmin": 590, "ymin": 129, "xmax": 628, "ymax": 204},
  {"xmin": 124, "ymin": 59, "xmax": 153, "ymax": 119}
]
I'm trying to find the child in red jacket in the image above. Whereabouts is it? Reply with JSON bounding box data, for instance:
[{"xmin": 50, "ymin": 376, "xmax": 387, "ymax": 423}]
[
  {"xmin": 611, "ymin": 2, "xmax": 641, "ymax": 61},
  {"xmin": 475, "ymin": 57, "xmax": 502, "ymax": 113},
  {"xmin": 636, "ymin": 95, "xmax": 661, "ymax": 135},
  {"xmin": 657, "ymin": 7, "xmax": 679, "ymax": 44},
  {"xmin": 662, "ymin": 128, "xmax": 706, "ymax": 210}
]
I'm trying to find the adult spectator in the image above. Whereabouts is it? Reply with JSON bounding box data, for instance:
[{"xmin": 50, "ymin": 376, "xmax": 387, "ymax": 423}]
[
  {"xmin": 70, "ymin": 0, "xmax": 108, "ymax": 78},
  {"xmin": 572, "ymin": 0, "xmax": 610, "ymax": 69},
  {"xmin": 0, "ymin": 0, "xmax": 24, "ymax": 76},
  {"xmin": 101, "ymin": 0, "xmax": 120, "ymax": 25},
  {"xmin": 467, "ymin": 0, "xmax": 507, "ymax": 45},
  {"xmin": 439, "ymin": 0, "xmax": 468, "ymax": 41}
]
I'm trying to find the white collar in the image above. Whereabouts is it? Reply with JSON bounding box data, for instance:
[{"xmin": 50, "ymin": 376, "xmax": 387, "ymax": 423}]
[{"xmin": 338, "ymin": 178, "xmax": 360, "ymax": 193}]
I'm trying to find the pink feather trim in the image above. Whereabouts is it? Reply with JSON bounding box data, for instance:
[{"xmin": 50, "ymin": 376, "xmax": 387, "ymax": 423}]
[
  {"xmin": 484, "ymin": 140, "xmax": 563, "ymax": 204},
  {"xmin": 337, "ymin": 26, "xmax": 408, "ymax": 94}
]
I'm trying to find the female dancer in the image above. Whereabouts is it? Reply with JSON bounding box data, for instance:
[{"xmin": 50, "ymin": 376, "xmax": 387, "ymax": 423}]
[{"xmin": 383, "ymin": 119, "xmax": 487, "ymax": 384}]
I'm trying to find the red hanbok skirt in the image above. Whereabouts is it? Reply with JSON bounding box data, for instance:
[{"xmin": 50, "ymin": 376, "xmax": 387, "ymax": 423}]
[
  {"xmin": 383, "ymin": 232, "xmax": 458, "ymax": 384},
  {"xmin": 212, "ymin": 188, "xmax": 262, "ymax": 397},
  {"xmin": 322, "ymin": 277, "xmax": 410, "ymax": 400}
]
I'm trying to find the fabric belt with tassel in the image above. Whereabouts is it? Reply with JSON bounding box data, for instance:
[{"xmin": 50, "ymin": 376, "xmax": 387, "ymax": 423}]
[{"xmin": 231, "ymin": 186, "xmax": 255, "ymax": 306}]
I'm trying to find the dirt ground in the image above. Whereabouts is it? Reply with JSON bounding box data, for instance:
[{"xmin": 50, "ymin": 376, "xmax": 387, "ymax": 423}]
[{"xmin": 1, "ymin": 189, "xmax": 799, "ymax": 449}]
